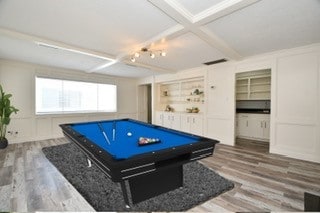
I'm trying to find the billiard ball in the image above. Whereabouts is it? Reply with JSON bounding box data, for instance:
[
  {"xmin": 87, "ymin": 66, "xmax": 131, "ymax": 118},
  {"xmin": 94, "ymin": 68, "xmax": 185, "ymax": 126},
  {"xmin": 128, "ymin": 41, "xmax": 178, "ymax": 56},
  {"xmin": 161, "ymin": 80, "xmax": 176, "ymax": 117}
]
[{"xmin": 127, "ymin": 132, "xmax": 132, "ymax": 137}]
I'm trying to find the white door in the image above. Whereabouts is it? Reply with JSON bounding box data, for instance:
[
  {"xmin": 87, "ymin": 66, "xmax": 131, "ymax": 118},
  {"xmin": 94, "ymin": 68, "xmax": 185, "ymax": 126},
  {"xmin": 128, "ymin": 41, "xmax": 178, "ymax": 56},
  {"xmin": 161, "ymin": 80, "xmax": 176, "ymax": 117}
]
[
  {"xmin": 137, "ymin": 85, "xmax": 148, "ymax": 122},
  {"xmin": 207, "ymin": 65, "xmax": 235, "ymax": 145}
]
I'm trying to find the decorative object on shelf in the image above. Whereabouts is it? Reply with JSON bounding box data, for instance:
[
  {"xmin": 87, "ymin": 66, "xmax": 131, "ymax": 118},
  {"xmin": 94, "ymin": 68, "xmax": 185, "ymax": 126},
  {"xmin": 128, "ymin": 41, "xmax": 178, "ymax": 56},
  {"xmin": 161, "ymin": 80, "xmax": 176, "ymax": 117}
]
[
  {"xmin": 0, "ymin": 85, "xmax": 19, "ymax": 149},
  {"xmin": 130, "ymin": 47, "xmax": 166, "ymax": 62},
  {"xmin": 192, "ymin": 107, "xmax": 199, "ymax": 113},
  {"xmin": 163, "ymin": 90, "xmax": 168, "ymax": 96},
  {"xmin": 186, "ymin": 107, "xmax": 199, "ymax": 113},
  {"xmin": 193, "ymin": 89, "xmax": 200, "ymax": 95},
  {"xmin": 165, "ymin": 105, "xmax": 174, "ymax": 112}
]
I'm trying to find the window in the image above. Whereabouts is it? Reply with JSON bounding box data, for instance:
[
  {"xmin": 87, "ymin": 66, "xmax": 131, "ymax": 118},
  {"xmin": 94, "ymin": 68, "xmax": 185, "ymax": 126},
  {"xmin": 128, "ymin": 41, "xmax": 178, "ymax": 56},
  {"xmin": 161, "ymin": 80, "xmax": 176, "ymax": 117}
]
[{"xmin": 36, "ymin": 77, "xmax": 117, "ymax": 114}]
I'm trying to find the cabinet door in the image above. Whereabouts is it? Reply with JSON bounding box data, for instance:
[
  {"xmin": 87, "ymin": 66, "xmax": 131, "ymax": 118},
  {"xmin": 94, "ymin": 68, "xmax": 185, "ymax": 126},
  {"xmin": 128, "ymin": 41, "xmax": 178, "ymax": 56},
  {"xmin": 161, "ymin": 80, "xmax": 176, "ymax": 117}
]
[
  {"xmin": 237, "ymin": 115, "xmax": 250, "ymax": 137},
  {"xmin": 180, "ymin": 115, "xmax": 190, "ymax": 132},
  {"xmin": 262, "ymin": 120, "xmax": 270, "ymax": 140},
  {"xmin": 162, "ymin": 113, "xmax": 171, "ymax": 128},
  {"xmin": 249, "ymin": 117, "xmax": 264, "ymax": 139},
  {"xmin": 155, "ymin": 112, "xmax": 164, "ymax": 126},
  {"xmin": 171, "ymin": 114, "xmax": 181, "ymax": 130},
  {"xmin": 190, "ymin": 116, "xmax": 203, "ymax": 135}
]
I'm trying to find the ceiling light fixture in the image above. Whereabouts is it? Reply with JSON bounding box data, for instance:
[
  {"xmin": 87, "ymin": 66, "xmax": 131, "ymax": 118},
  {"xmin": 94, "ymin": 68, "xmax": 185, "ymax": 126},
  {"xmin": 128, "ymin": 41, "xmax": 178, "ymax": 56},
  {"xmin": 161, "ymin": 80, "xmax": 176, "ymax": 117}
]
[{"xmin": 130, "ymin": 47, "xmax": 166, "ymax": 62}]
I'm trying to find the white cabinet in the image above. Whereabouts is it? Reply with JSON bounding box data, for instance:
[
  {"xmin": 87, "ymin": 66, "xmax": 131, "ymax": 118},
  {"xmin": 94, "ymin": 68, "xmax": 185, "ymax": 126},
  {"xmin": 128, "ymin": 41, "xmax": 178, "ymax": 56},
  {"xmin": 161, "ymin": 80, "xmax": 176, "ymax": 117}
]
[
  {"xmin": 180, "ymin": 114, "xmax": 203, "ymax": 135},
  {"xmin": 236, "ymin": 113, "xmax": 270, "ymax": 141},
  {"xmin": 154, "ymin": 111, "xmax": 203, "ymax": 135},
  {"xmin": 155, "ymin": 111, "xmax": 165, "ymax": 126},
  {"xmin": 236, "ymin": 114, "xmax": 251, "ymax": 138},
  {"xmin": 163, "ymin": 113, "xmax": 181, "ymax": 131}
]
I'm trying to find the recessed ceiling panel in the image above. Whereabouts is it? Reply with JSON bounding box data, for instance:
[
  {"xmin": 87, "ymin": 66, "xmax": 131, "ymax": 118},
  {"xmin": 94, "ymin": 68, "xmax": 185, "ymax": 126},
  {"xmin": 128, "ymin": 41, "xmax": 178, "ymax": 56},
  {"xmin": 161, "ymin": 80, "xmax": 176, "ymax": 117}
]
[
  {"xmin": 0, "ymin": 0, "xmax": 178, "ymax": 56},
  {"xmin": 0, "ymin": 34, "xmax": 109, "ymax": 71},
  {"xmin": 95, "ymin": 63, "xmax": 158, "ymax": 78},
  {"xmin": 133, "ymin": 32, "xmax": 226, "ymax": 71},
  {"xmin": 176, "ymin": 0, "xmax": 226, "ymax": 16},
  {"xmin": 205, "ymin": 0, "xmax": 320, "ymax": 56}
]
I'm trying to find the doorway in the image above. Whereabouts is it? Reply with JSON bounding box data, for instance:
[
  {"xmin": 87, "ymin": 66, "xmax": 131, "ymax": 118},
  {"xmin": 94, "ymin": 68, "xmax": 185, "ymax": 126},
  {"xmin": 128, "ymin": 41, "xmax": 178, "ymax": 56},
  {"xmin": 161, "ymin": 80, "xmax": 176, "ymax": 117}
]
[
  {"xmin": 235, "ymin": 69, "xmax": 271, "ymax": 152},
  {"xmin": 138, "ymin": 84, "xmax": 152, "ymax": 123}
]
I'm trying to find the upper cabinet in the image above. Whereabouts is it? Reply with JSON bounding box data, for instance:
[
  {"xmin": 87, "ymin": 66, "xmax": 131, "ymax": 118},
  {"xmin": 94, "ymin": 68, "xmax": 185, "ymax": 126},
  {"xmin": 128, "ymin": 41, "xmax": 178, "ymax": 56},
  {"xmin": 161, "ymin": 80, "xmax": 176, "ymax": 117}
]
[{"xmin": 236, "ymin": 69, "xmax": 271, "ymax": 100}]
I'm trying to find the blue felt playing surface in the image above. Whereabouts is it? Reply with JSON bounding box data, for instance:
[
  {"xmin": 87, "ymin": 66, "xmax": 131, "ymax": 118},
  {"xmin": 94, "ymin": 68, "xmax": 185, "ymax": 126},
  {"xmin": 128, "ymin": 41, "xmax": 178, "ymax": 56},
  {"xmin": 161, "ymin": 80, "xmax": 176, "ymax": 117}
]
[{"xmin": 72, "ymin": 120, "xmax": 200, "ymax": 160}]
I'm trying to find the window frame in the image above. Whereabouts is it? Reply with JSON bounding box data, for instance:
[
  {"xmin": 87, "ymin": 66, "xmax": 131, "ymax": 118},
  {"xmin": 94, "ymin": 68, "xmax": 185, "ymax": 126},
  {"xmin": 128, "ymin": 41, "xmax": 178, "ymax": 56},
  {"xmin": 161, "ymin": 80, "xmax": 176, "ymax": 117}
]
[{"xmin": 35, "ymin": 76, "xmax": 117, "ymax": 115}]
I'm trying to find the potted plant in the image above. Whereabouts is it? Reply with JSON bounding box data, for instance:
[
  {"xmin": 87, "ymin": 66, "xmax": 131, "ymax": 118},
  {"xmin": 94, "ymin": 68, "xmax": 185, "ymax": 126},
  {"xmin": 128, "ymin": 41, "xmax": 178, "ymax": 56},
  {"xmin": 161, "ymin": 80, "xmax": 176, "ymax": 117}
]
[{"xmin": 0, "ymin": 85, "xmax": 19, "ymax": 149}]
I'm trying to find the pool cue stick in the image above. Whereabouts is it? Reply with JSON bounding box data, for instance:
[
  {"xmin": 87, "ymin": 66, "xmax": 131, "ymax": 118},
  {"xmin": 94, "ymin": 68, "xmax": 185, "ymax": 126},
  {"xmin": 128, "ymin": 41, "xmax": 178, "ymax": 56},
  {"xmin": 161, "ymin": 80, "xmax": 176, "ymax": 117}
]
[
  {"xmin": 97, "ymin": 122, "xmax": 111, "ymax": 145},
  {"xmin": 112, "ymin": 121, "xmax": 116, "ymax": 141}
]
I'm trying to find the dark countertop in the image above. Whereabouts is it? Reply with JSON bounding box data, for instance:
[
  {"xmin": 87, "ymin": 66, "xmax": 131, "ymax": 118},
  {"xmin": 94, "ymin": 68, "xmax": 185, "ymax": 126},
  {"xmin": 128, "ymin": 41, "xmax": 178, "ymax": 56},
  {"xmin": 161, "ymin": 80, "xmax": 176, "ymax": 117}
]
[{"xmin": 236, "ymin": 109, "xmax": 270, "ymax": 114}]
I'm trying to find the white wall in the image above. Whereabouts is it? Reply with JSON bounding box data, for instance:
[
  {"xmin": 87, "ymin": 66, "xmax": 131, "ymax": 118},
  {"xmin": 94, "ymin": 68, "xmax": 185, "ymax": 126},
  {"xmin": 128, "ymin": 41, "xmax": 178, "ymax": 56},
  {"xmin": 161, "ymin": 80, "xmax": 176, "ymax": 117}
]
[
  {"xmin": 207, "ymin": 44, "xmax": 320, "ymax": 163},
  {"xmin": 140, "ymin": 43, "xmax": 320, "ymax": 163},
  {"xmin": 0, "ymin": 59, "xmax": 138, "ymax": 143}
]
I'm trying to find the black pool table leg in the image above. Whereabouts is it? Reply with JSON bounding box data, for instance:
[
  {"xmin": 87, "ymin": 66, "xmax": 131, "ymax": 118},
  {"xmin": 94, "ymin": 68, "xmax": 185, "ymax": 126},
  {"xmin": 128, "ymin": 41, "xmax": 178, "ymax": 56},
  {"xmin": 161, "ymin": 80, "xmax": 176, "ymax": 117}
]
[{"xmin": 120, "ymin": 181, "xmax": 131, "ymax": 208}]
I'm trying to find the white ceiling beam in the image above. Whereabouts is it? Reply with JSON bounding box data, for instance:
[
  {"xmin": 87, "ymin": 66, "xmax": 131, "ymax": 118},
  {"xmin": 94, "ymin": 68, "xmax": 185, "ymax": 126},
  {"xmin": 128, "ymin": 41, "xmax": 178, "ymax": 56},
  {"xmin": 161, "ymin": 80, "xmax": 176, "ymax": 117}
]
[
  {"xmin": 122, "ymin": 60, "xmax": 174, "ymax": 74},
  {"xmin": 0, "ymin": 27, "xmax": 117, "ymax": 63},
  {"xmin": 193, "ymin": 0, "xmax": 261, "ymax": 25},
  {"xmin": 90, "ymin": 24, "xmax": 186, "ymax": 73},
  {"xmin": 148, "ymin": 0, "xmax": 249, "ymax": 60},
  {"xmin": 195, "ymin": 27, "xmax": 242, "ymax": 60},
  {"xmin": 148, "ymin": 0, "xmax": 192, "ymax": 26}
]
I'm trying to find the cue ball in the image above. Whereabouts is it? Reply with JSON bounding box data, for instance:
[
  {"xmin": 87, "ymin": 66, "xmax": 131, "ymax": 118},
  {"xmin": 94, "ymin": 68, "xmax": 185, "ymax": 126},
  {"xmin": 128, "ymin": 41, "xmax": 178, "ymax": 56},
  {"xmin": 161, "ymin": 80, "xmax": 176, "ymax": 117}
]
[{"xmin": 127, "ymin": 132, "xmax": 132, "ymax": 136}]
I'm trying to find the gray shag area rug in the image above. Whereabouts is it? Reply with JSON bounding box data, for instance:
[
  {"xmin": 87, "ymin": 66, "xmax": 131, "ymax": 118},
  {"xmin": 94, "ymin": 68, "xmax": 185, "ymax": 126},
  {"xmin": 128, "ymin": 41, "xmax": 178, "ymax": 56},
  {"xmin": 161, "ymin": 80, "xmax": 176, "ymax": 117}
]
[{"xmin": 42, "ymin": 142, "xmax": 234, "ymax": 212}]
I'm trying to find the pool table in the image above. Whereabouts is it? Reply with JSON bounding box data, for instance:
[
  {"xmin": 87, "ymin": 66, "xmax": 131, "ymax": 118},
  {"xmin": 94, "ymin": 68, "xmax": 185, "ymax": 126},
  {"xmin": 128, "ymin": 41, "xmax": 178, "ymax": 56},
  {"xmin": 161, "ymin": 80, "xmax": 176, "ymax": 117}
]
[{"xmin": 60, "ymin": 118, "xmax": 219, "ymax": 207}]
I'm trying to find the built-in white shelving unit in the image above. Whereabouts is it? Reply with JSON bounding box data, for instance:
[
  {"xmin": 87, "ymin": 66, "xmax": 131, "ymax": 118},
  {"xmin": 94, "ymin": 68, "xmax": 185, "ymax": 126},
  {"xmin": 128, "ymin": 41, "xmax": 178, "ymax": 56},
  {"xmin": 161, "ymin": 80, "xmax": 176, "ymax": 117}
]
[
  {"xmin": 158, "ymin": 77, "xmax": 205, "ymax": 106},
  {"xmin": 236, "ymin": 70, "xmax": 271, "ymax": 100}
]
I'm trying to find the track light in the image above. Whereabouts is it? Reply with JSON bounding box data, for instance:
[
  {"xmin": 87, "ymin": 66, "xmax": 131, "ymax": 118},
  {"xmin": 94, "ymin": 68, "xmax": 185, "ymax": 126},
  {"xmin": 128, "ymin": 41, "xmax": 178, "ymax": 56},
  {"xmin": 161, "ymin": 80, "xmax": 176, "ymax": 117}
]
[
  {"xmin": 130, "ymin": 47, "xmax": 166, "ymax": 62},
  {"xmin": 160, "ymin": 51, "xmax": 166, "ymax": 57},
  {"xmin": 134, "ymin": 52, "xmax": 140, "ymax": 58}
]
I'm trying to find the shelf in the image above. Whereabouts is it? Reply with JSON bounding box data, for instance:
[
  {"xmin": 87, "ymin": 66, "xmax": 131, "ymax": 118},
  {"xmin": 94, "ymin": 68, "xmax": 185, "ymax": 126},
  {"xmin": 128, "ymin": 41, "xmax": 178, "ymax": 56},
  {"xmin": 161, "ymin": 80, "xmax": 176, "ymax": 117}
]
[
  {"xmin": 161, "ymin": 95, "xmax": 180, "ymax": 97},
  {"xmin": 158, "ymin": 77, "xmax": 205, "ymax": 106},
  {"xmin": 250, "ymin": 82, "xmax": 271, "ymax": 86},
  {"xmin": 250, "ymin": 90, "xmax": 271, "ymax": 93},
  {"xmin": 236, "ymin": 85, "xmax": 248, "ymax": 88},
  {"xmin": 181, "ymin": 86, "xmax": 204, "ymax": 90},
  {"xmin": 236, "ymin": 71, "xmax": 271, "ymax": 100}
]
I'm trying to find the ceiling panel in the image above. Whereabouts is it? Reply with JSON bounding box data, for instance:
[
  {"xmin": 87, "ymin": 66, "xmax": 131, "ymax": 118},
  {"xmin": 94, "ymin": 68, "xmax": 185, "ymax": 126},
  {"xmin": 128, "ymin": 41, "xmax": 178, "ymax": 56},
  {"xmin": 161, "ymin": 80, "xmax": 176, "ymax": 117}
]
[
  {"xmin": 205, "ymin": 0, "xmax": 320, "ymax": 56},
  {"xmin": 176, "ymin": 0, "xmax": 226, "ymax": 16},
  {"xmin": 131, "ymin": 32, "xmax": 226, "ymax": 71},
  {"xmin": 0, "ymin": 0, "xmax": 178, "ymax": 56},
  {"xmin": 0, "ymin": 34, "xmax": 110, "ymax": 71},
  {"xmin": 95, "ymin": 63, "xmax": 157, "ymax": 78}
]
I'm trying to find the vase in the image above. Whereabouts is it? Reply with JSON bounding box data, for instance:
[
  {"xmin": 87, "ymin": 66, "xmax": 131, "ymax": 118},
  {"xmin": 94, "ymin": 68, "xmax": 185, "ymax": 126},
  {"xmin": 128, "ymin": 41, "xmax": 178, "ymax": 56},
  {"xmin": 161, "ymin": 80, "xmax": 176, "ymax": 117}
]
[{"xmin": 0, "ymin": 138, "xmax": 8, "ymax": 149}]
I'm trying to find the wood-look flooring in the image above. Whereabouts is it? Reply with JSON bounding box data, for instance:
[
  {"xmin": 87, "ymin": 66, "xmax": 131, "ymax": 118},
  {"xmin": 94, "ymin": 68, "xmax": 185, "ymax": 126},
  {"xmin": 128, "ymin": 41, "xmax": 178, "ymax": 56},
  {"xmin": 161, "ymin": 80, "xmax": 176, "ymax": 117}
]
[{"xmin": 0, "ymin": 137, "xmax": 320, "ymax": 212}]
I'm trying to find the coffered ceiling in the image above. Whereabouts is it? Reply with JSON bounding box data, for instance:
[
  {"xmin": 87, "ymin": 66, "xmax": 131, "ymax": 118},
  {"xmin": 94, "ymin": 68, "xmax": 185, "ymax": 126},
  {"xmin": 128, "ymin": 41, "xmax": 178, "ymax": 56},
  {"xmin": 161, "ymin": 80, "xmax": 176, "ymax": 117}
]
[{"xmin": 0, "ymin": 0, "xmax": 319, "ymax": 78}]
